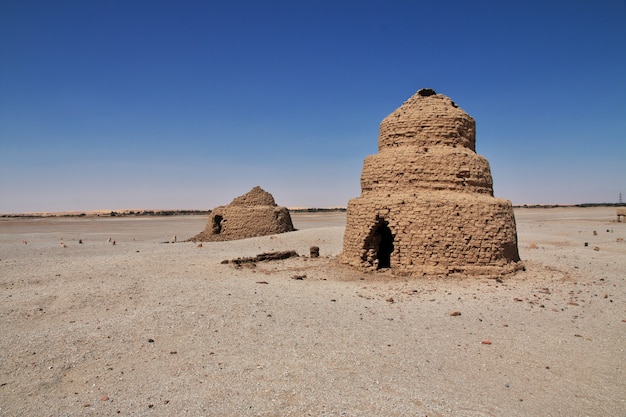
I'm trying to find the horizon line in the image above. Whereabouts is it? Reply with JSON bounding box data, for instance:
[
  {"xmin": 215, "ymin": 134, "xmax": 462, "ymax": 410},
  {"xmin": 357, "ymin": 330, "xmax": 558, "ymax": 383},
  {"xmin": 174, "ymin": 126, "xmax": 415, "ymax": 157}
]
[{"xmin": 2, "ymin": 203, "xmax": 625, "ymax": 218}]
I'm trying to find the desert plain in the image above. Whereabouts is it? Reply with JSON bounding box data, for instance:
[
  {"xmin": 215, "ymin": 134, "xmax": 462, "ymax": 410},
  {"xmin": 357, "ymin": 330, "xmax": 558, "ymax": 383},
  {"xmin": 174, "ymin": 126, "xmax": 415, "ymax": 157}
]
[{"xmin": 0, "ymin": 207, "xmax": 624, "ymax": 416}]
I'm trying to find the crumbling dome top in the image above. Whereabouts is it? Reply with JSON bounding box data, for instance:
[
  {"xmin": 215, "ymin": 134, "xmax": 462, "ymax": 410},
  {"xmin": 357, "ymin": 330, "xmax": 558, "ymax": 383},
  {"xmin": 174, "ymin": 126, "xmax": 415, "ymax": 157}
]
[
  {"xmin": 230, "ymin": 186, "xmax": 277, "ymax": 206},
  {"xmin": 378, "ymin": 89, "xmax": 476, "ymax": 151}
]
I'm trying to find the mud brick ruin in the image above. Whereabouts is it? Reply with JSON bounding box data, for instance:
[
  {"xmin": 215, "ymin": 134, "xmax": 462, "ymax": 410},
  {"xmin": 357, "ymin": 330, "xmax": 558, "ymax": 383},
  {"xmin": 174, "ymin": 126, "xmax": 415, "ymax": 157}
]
[
  {"xmin": 192, "ymin": 186, "xmax": 294, "ymax": 242},
  {"xmin": 340, "ymin": 88, "xmax": 521, "ymax": 276}
]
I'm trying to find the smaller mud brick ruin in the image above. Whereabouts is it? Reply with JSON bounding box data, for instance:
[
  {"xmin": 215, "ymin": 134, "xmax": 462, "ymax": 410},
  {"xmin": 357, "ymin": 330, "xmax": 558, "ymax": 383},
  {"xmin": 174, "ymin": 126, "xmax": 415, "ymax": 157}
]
[
  {"xmin": 192, "ymin": 186, "xmax": 294, "ymax": 242},
  {"xmin": 340, "ymin": 88, "xmax": 522, "ymax": 276}
]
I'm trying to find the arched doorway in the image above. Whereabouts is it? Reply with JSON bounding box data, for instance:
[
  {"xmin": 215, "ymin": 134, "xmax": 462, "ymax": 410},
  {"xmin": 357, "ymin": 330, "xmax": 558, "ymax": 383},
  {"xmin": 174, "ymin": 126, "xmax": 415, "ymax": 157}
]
[
  {"xmin": 377, "ymin": 222, "xmax": 394, "ymax": 268},
  {"xmin": 363, "ymin": 217, "xmax": 394, "ymax": 269},
  {"xmin": 212, "ymin": 215, "xmax": 223, "ymax": 234}
]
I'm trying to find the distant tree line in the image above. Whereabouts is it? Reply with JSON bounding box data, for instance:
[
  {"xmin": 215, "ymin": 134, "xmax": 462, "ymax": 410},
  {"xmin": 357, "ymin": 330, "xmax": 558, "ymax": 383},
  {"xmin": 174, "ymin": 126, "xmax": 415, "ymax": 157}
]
[
  {"xmin": 107, "ymin": 210, "xmax": 212, "ymax": 217},
  {"xmin": 289, "ymin": 208, "xmax": 347, "ymax": 213},
  {"xmin": 513, "ymin": 203, "xmax": 626, "ymax": 209},
  {"xmin": 1, "ymin": 210, "xmax": 212, "ymax": 218}
]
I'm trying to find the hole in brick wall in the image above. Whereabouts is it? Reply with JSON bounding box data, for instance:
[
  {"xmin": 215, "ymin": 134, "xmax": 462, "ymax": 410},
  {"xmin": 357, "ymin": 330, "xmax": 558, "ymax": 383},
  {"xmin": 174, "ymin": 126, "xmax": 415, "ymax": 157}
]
[
  {"xmin": 418, "ymin": 88, "xmax": 437, "ymax": 97},
  {"xmin": 363, "ymin": 217, "xmax": 395, "ymax": 269},
  {"xmin": 377, "ymin": 224, "xmax": 394, "ymax": 268},
  {"xmin": 212, "ymin": 215, "xmax": 223, "ymax": 234}
]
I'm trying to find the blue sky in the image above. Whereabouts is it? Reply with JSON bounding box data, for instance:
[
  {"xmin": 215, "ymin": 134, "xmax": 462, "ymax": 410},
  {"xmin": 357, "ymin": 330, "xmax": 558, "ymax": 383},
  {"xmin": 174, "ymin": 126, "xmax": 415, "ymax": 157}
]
[{"xmin": 1, "ymin": 0, "xmax": 625, "ymax": 213}]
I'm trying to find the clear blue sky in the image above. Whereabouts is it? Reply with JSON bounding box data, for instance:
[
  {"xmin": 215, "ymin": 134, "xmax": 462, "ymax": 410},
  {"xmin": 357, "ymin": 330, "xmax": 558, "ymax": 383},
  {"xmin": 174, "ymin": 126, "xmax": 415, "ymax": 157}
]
[{"xmin": 1, "ymin": 0, "xmax": 625, "ymax": 213}]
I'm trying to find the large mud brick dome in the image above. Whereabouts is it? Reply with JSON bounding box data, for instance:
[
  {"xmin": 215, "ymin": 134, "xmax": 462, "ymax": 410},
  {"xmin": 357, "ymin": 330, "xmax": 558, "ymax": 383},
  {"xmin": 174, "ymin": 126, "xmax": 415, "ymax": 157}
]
[
  {"xmin": 192, "ymin": 186, "xmax": 295, "ymax": 242},
  {"xmin": 340, "ymin": 88, "xmax": 522, "ymax": 276}
]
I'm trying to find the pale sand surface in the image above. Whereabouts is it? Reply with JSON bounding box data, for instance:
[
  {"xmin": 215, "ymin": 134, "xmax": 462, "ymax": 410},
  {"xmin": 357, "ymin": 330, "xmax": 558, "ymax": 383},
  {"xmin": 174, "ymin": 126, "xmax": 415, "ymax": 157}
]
[{"xmin": 0, "ymin": 208, "xmax": 624, "ymax": 416}]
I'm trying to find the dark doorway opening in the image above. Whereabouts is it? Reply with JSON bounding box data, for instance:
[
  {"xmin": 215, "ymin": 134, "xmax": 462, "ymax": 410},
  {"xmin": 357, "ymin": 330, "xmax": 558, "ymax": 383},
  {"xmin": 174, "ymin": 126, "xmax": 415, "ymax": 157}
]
[
  {"xmin": 363, "ymin": 217, "xmax": 395, "ymax": 269},
  {"xmin": 376, "ymin": 221, "xmax": 394, "ymax": 268},
  {"xmin": 212, "ymin": 215, "xmax": 223, "ymax": 234}
]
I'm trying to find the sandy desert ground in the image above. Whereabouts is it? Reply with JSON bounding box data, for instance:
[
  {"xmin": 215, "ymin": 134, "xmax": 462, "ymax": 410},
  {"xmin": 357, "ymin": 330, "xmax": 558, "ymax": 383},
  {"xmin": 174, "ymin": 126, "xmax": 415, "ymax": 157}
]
[{"xmin": 0, "ymin": 207, "xmax": 624, "ymax": 416}]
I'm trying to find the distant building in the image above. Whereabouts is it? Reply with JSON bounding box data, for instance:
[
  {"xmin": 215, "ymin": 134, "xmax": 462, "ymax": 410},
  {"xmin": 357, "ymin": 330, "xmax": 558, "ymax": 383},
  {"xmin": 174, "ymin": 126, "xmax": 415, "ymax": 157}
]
[{"xmin": 191, "ymin": 186, "xmax": 294, "ymax": 241}]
